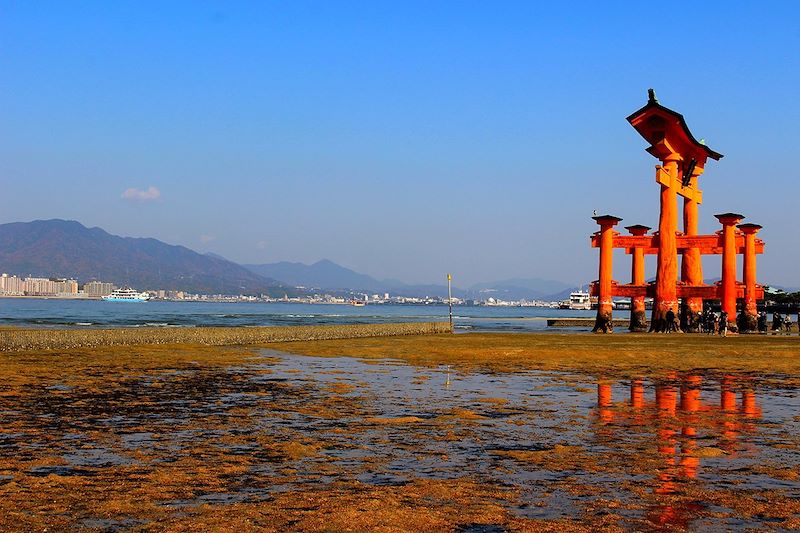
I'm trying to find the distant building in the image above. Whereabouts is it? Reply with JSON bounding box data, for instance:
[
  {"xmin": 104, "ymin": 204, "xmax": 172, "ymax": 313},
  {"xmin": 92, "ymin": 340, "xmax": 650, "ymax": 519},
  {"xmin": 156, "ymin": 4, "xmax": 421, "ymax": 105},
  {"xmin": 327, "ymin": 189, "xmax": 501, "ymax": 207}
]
[
  {"xmin": 54, "ymin": 279, "xmax": 78, "ymax": 294},
  {"xmin": 0, "ymin": 274, "xmax": 24, "ymax": 295},
  {"xmin": 23, "ymin": 277, "xmax": 56, "ymax": 296},
  {"xmin": 84, "ymin": 281, "xmax": 114, "ymax": 297},
  {"xmin": 22, "ymin": 277, "xmax": 78, "ymax": 296}
]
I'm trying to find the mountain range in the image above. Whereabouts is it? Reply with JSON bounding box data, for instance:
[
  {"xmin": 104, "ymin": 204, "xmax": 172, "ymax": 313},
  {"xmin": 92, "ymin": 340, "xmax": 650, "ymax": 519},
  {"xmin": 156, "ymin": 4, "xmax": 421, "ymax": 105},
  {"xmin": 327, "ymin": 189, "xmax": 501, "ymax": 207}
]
[
  {"xmin": 0, "ymin": 219, "xmax": 288, "ymax": 296},
  {"xmin": 0, "ymin": 219, "xmax": 578, "ymax": 299}
]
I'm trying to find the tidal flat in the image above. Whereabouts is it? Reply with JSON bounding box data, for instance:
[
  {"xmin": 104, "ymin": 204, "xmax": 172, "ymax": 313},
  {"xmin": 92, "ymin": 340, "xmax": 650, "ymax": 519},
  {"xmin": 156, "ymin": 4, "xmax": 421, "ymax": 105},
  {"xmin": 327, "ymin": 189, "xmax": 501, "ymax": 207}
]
[{"xmin": 1, "ymin": 333, "xmax": 799, "ymax": 531}]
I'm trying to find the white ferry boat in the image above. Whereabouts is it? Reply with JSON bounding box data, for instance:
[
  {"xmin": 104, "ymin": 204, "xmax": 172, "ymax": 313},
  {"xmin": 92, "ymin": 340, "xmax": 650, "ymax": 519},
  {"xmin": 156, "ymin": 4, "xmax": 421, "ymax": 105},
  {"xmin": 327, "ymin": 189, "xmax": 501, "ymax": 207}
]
[
  {"xmin": 102, "ymin": 288, "xmax": 150, "ymax": 302},
  {"xmin": 567, "ymin": 290, "xmax": 592, "ymax": 310}
]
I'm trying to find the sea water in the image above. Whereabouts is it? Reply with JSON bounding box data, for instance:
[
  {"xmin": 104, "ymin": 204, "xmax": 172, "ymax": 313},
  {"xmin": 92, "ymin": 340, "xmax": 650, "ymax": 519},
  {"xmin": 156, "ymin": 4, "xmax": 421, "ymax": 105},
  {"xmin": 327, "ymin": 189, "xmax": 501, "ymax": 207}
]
[{"xmin": 0, "ymin": 299, "xmax": 594, "ymax": 332}]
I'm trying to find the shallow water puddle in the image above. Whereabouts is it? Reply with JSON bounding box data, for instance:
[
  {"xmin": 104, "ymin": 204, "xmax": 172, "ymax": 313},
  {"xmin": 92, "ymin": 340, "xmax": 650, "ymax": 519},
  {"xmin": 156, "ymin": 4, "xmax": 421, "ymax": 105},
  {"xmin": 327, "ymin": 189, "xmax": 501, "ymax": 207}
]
[{"xmin": 259, "ymin": 351, "xmax": 800, "ymax": 529}]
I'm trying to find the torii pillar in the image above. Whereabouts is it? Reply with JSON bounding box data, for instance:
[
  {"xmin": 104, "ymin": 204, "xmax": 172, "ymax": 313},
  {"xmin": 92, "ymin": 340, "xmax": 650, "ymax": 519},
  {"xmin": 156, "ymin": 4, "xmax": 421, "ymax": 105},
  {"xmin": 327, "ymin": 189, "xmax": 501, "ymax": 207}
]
[
  {"xmin": 652, "ymin": 154, "xmax": 682, "ymax": 332},
  {"xmin": 716, "ymin": 213, "xmax": 743, "ymax": 329},
  {"xmin": 681, "ymin": 167, "xmax": 705, "ymax": 328},
  {"xmin": 738, "ymin": 223, "xmax": 762, "ymax": 332},
  {"xmin": 625, "ymin": 224, "xmax": 650, "ymax": 331},
  {"xmin": 592, "ymin": 215, "xmax": 622, "ymax": 333}
]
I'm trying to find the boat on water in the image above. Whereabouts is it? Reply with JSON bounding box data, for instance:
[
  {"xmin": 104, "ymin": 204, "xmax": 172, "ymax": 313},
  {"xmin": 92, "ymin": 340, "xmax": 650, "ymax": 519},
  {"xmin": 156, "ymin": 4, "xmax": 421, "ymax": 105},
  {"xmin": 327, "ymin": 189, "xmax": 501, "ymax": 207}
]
[
  {"xmin": 567, "ymin": 290, "xmax": 592, "ymax": 310},
  {"xmin": 350, "ymin": 299, "xmax": 366, "ymax": 307},
  {"xmin": 102, "ymin": 288, "xmax": 151, "ymax": 302}
]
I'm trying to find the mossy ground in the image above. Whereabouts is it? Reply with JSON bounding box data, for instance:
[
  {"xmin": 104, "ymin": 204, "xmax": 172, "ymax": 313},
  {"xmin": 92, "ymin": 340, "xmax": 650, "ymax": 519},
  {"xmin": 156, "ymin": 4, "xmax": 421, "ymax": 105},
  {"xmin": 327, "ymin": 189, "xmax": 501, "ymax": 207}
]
[
  {"xmin": 0, "ymin": 332, "xmax": 798, "ymax": 531},
  {"xmin": 279, "ymin": 332, "xmax": 800, "ymax": 377}
]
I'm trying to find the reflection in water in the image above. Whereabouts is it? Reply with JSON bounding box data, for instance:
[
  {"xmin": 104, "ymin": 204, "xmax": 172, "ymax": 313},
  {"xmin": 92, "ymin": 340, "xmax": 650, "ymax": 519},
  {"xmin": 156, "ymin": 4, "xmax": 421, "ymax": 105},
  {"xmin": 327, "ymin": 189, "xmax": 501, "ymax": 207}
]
[
  {"xmin": 595, "ymin": 373, "xmax": 767, "ymax": 528},
  {"xmin": 2, "ymin": 350, "xmax": 797, "ymax": 531}
]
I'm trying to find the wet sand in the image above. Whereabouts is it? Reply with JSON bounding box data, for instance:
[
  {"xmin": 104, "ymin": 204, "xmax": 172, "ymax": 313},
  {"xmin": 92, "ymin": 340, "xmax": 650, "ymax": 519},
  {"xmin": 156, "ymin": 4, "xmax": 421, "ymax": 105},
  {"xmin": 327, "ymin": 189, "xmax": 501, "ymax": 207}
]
[
  {"xmin": 0, "ymin": 322, "xmax": 450, "ymax": 352},
  {"xmin": 0, "ymin": 333, "xmax": 799, "ymax": 531}
]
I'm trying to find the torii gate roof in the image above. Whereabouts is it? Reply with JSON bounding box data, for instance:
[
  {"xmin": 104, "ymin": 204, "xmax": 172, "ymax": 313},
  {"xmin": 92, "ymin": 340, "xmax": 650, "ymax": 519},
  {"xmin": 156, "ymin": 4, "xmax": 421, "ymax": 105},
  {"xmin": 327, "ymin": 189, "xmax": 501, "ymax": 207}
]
[{"xmin": 627, "ymin": 90, "xmax": 723, "ymax": 165}]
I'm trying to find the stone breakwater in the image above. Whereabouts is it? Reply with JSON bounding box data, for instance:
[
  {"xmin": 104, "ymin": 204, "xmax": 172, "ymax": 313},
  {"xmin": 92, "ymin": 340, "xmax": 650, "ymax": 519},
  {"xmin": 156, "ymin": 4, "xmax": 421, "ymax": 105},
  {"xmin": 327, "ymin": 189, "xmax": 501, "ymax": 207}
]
[{"xmin": 0, "ymin": 322, "xmax": 452, "ymax": 352}]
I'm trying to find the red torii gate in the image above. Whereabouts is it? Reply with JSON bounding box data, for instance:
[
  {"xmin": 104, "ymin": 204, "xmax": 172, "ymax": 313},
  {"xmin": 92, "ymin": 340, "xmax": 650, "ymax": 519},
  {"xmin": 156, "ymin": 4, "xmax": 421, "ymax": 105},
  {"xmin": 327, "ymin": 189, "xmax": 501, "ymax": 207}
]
[{"xmin": 589, "ymin": 91, "xmax": 765, "ymax": 333}]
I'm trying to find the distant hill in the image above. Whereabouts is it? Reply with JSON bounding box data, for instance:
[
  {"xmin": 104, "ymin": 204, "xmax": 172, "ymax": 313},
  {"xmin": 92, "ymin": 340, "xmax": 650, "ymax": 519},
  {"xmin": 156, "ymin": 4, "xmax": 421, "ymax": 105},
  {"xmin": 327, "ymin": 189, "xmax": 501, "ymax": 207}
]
[
  {"xmin": 245, "ymin": 259, "xmax": 386, "ymax": 291},
  {"xmin": 245, "ymin": 259, "xmax": 577, "ymax": 300},
  {"xmin": 245, "ymin": 259, "xmax": 445, "ymax": 297},
  {"xmin": 0, "ymin": 219, "xmax": 288, "ymax": 295},
  {"xmin": 467, "ymin": 278, "xmax": 574, "ymax": 301}
]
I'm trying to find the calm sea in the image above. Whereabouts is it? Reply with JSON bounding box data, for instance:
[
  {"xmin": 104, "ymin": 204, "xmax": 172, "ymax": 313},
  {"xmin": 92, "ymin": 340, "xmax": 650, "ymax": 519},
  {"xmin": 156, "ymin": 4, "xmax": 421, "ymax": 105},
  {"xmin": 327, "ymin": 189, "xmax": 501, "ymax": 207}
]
[{"xmin": 0, "ymin": 299, "xmax": 595, "ymax": 332}]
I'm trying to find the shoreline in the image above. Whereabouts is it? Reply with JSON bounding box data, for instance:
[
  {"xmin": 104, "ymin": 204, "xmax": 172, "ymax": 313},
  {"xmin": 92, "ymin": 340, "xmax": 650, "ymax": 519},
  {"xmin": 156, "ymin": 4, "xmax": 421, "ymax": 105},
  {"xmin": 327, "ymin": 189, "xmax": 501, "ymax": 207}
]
[
  {"xmin": 277, "ymin": 331, "xmax": 800, "ymax": 378},
  {"xmin": 0, "ymin": 321, "xmax": 451, "ymax": 352},
  {"xmin": 2, "ymin": 324, "xmax": 799, "ymax": 375}
]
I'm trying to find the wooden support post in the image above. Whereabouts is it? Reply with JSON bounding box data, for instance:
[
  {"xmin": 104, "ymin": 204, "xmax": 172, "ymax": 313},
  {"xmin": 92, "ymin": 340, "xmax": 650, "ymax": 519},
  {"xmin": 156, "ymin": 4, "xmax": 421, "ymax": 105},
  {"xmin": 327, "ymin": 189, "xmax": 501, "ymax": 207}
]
[
  {"xmin": 592, "ymin": 215, "xmax": 622, "ymax": 333},
  {"xmin": 651, "ymin": 157, "xmax": 681, "ymax": 332},
  {"xmin": 716, "ymin": 213, "xmax": 743, "ymax": 331},
  {"xmin": 681, "ymin": 172, "xmax": 704, "ymax": 330},
  {"xmin": 737, "ymin": 223, "xmax": 762, "ymax": 332},
  {"xmin": 625, "ymin": 225, "xmax": 650, "ymax": 331}
]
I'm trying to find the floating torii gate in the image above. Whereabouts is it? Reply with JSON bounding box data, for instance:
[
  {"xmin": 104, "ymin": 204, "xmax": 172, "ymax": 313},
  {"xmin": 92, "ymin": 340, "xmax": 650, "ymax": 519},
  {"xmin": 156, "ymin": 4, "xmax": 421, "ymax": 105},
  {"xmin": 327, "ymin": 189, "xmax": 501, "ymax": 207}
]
[{"xmin": 590, "ymin": 91, "xmax": 765, "ymax": 333}]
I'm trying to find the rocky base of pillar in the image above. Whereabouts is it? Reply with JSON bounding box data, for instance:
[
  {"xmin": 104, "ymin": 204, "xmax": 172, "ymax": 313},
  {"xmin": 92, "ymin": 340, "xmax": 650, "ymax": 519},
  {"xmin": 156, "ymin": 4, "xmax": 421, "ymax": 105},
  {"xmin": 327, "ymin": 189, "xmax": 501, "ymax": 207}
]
[
  {"xmin": 737, "ymin": 313, "xmax": 758, "ymax": 333},
  {"xmin": 592, "ymin": 311, "xmax": 614, "ymax": 333},
  {"xmin": 629, "ymin": 310, "xmax": 648, "ymax": 332},
  {"xmin": 648, "ymin": 309, "xmax": 672, "ymax": 333}
]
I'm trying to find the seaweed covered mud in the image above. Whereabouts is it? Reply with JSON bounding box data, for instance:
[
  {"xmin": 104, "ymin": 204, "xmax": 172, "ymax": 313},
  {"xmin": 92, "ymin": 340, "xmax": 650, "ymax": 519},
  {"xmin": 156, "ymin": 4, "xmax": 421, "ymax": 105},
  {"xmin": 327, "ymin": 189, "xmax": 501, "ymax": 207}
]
[
  {"xmin": 0, "ymin": 321, "xmax": 451, "ymax": 352},
  {"xmin": 0, "ymin": 332, "xmax": 799, "ymax": 531}
]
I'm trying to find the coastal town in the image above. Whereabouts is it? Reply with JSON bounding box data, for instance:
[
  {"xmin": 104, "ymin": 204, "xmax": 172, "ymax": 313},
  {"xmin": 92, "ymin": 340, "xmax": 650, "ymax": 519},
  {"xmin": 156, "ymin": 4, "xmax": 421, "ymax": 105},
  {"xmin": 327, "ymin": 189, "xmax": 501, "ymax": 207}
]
[{"xmin": 0, "ymin": 272, "xmax": 567, "ymax": 307}]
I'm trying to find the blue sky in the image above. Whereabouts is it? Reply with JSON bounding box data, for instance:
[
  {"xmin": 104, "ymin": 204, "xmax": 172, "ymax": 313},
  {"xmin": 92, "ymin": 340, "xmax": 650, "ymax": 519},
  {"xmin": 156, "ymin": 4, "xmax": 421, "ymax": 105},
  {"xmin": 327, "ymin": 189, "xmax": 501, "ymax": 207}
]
[{"xmin": 1, "ymin": 1, "xmax": 798, "ymax": 287}]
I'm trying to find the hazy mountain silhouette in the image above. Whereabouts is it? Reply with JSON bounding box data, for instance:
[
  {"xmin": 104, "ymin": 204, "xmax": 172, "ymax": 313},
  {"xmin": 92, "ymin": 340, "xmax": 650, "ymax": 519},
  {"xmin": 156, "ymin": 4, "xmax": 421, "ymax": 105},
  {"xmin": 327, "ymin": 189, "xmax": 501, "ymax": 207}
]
[
  {"xmin": 245, "ymin": 260, "xmax": 576, "ymax": 300},
  {"xmin": 246, "ymin": 259, "xmax": 453, "ymax": 296},
  {"xmin": 0, "ymin": 219, "xmax": 288, "ymax": 295},
  {"xmin": 467, "ymin": 278, "xmax": 574, "ymax": 301},
  {"xmin": 245, "ymin": 259, "xmax": 385, "ymax": 291}
]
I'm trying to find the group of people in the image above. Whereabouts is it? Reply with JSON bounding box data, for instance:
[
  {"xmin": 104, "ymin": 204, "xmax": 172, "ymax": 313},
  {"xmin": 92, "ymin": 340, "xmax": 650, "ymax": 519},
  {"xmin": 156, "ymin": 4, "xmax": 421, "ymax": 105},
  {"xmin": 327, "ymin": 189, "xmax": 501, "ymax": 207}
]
[
  {"xmin": 699, "ymin": 309, "xmax": 729, "ymax": 336},
  {"xmin": 760, "ymin": 311, "xmax": 795, "ymax": 334},
  {"xmin": 662, "ymin": 309, "xmax": 729, "ymax": 335},
  {"xmin": 665, "ymin": 308, "xmax": 728, "ymax": 335},
  {"xmin": 661, "ymin": 308, "xmax": 797, "ymax": 336}
]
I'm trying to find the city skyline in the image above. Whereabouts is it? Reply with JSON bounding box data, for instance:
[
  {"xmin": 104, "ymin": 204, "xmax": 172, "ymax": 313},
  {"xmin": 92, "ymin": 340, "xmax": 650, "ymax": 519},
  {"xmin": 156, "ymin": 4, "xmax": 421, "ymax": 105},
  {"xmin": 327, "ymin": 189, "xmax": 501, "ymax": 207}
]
[{"xmin": 2, "ymin": 2, "xmax": 798, "ymax": 287}]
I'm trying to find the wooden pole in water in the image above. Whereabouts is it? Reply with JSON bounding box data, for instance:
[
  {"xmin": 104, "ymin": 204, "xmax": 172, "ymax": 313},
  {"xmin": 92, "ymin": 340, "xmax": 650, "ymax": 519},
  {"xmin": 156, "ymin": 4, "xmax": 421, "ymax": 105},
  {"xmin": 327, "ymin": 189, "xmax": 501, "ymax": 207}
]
[
  {"xmin": 716, "ymin": 213, "xmax": 743, "ymax": 330},
  {"xmin": 681, "ymin": 172, "xmax": 704, "ymax": 328},
  {"xmin": 592, "ymin": 215, "xmax": 622, "ymax": 333},
  {"xmin": 738, "ymin": 223, "xmax": 762, "ymax": 332},
  {"xmin": 651, "ymin": 156, "xmax": 681, "ymax": 332},
  {"xmin": 625, "ymin": 224, "xmax": 650, "ymax": 331},
  {"xmin": 447, "ymin": 273, "xmax": 453, "ymax": 332}
]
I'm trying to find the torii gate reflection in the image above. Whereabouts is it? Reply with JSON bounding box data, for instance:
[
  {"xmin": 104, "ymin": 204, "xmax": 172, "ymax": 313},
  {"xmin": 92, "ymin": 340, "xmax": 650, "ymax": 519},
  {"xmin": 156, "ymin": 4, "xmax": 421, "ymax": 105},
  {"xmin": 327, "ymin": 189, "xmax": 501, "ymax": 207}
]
[{"xmin": 595, "ymin": 374, "xmax": 761, "ymax": 528}]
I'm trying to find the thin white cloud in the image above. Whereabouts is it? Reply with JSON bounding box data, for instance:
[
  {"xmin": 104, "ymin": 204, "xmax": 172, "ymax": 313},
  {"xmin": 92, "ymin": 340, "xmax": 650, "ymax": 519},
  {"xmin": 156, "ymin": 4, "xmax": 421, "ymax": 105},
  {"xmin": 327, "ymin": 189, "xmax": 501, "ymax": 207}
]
[
  {"xmin": 121, "ymin": 186, "xmax": 161, "ymax": 202},
  {"xmin": 257, "ymin": 240, "xmax": 268, "ymax": 250}
]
